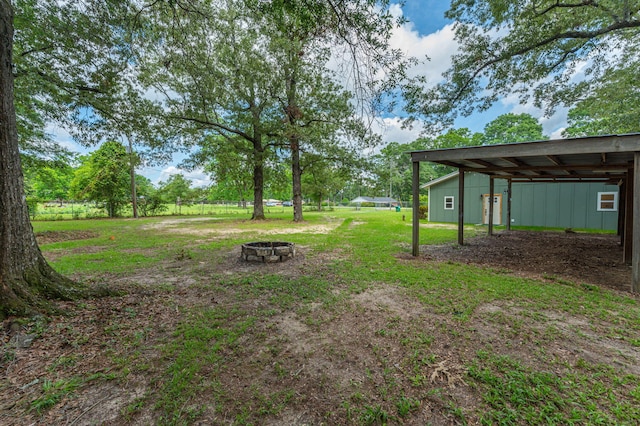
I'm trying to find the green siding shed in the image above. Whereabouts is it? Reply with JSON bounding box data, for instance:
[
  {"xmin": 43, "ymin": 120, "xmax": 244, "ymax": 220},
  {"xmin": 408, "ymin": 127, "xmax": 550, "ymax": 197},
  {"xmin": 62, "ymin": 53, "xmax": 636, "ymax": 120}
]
[{"xmin": 424, "ymin": 172, "xmax": 619, "ymax": 230}]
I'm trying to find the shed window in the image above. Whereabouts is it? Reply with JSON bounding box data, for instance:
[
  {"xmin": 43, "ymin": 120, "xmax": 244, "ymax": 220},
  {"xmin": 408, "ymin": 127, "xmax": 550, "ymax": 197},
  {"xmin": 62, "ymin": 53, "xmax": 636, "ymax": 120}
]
[
  {"xmin": 444, "ymin": 196, "xmax": 454, "ymax": 210},
  {"xmin": 597, "ymin": 192, "xmax": 618, "ymax": 212}
]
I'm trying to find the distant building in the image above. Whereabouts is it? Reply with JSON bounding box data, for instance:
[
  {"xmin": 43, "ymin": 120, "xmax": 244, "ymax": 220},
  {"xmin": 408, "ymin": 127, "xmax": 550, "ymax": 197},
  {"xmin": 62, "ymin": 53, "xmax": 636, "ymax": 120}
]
[
  {"xmin": 350, "ymin": 196, "xmax": 398, "ymax": 207},
  {"xmin": 422, "ymin": 171, "xmax": 619, "ymax": 230}
]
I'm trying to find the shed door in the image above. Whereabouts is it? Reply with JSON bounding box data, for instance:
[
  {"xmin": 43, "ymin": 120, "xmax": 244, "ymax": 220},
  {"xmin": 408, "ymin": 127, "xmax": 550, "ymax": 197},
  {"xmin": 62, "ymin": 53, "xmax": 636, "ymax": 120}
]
[{"xmin": 482, "ymin": 194, "xmax": 502, "ymax": 225}]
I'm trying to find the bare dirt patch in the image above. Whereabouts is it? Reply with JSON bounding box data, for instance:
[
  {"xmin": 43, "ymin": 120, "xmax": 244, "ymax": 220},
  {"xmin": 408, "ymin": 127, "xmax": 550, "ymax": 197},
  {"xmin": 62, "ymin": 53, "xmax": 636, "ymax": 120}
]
[
  {"xmin": 35, "ymin": 231, "xmax": 99, "ymax": 245},
  {"xmin": 141, "ymin": 217, "xmax": 342, "ymax": 237},
  {"xmin": 412, "ymin": 230, "xmax": 632, "ymax": 292}
]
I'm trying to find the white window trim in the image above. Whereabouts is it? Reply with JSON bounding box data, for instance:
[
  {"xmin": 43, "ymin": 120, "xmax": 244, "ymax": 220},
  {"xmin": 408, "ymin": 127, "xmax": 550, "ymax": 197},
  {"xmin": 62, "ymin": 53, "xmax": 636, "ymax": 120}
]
[
  {"xmin": 444, "ymin": 196, "xmax": 454, "ymax": 210},
  {"xmin": 597, "ymin": 192, "xmax": 618, "ymax": 212}
]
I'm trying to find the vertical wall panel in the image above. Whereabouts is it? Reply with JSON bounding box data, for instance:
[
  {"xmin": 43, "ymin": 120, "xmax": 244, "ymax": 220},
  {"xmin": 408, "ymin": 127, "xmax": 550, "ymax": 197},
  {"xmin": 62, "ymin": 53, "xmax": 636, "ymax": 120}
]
[{"xmin": 426, "ymin": 173, "xmax": 619, "ymax": 230}]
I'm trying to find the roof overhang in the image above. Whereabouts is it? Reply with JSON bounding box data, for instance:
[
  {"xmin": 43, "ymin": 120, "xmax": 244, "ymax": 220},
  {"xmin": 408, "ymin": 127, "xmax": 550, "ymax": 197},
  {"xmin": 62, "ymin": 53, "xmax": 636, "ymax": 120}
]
[
  {"xmin": 410, "ymin": 133, "xmax": 640, "ymax": 184},
  {"xmin": 410, "ymin": 133, "xmax": 640, "ymax": 292},
  {"xmin": 421, "ymin": 171, "xmax": 459, "ymax": 189}
]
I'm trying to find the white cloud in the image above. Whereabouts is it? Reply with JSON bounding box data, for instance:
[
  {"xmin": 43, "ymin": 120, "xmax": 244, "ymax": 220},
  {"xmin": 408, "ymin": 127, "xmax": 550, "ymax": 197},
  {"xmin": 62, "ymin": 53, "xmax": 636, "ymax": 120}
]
[
  {"xmin": 387, "ymin": 3, "xmax": 604, "ymax": 140},
  {"xmin": 389, "ymin": 21, "xmax": 458, "ymax": 82},
  {"xmin": 374, "ymin": 117, "xmax": 423, "ymax": 144},
  {"xmin": 540, "ymin": 109, "xmax": 569, "ymax": 139},
  {"xmin": 155, "ymin": 165, "xmax": 212, "ymax": 188},
  {"xmin": 500, "ymin": 92, "xmax": 569, "ymax": 140}
]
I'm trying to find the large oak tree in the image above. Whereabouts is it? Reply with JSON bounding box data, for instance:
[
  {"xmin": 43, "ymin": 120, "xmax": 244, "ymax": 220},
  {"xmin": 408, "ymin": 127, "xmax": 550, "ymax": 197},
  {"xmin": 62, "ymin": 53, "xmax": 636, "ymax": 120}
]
[
  {"xmin": 563, "ymin": 59, "xmax": 640, "ymax": 137},
  {"xmin": 138, "ymin": 0, "xmax": 401, "ymax": 221},
  {"xmin": 136, "ymin": 1, "xmax": 283, "ymax": 220},
  {"xmin": 2, "ymin": 0, "xmax": 140, "ymax": 317},
  {"xmin": 0, "ymin": 0, "xmax": 83, "ymax": 318}
]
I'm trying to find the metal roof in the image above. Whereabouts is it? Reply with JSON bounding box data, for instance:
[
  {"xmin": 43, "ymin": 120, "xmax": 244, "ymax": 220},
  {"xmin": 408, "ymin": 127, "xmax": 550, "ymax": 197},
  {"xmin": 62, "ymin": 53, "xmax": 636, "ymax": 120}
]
[
  {"xmin": 410, "ymin": 133, "xmax": 640, "ymax": 183},
  {"xmin": 420, "ymin": 171, "xmax": 458, "ymax": 188},
  {"xmin": 351, "ymin": 196, "xmax": 398, "ymax": 203}
]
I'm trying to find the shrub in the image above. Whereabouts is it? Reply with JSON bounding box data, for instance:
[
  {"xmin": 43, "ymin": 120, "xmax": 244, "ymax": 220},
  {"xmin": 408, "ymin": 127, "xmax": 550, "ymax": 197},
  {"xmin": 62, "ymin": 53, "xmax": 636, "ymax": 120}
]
[
  {"xmin": 26, "ymin": 197, "xmax": 39, "ymax": 219},
  {"xmin": 418, "ymin": 205, "xmax": 428, "ymax": 219}
]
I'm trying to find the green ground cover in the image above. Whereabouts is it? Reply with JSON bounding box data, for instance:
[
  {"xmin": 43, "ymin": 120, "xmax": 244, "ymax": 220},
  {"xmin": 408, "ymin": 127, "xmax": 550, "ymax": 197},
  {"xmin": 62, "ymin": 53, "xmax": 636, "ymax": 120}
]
[{"xmin": 3, "ymin": 210, "xmax": 637, "ymax": 425}]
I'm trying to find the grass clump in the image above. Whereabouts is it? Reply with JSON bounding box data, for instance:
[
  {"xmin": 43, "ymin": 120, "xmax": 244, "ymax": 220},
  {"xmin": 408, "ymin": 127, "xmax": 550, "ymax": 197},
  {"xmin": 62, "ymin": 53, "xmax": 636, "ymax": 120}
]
[
  {"xmin": 30, "ymin": 377, "xmax": 82, "ymax": 414},
  {"xmin": 154, "ymin": 307, "xmax": 254, "ymax": 425},
  {"xmin": 468, "ymin": 350, "xmax": 640, "ymax": 425}
]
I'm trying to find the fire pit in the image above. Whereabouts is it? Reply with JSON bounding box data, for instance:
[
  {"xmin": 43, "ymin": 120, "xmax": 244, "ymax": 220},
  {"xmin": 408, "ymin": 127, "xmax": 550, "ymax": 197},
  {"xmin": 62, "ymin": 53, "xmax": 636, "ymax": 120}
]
[{"xmin": 241, "ymin": 241, "xmax": 296, "ymax": 262}]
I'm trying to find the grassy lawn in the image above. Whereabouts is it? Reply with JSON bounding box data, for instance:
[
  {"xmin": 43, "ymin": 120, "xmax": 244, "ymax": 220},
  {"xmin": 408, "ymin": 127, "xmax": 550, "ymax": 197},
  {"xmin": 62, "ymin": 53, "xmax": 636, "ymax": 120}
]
[
  {"xmin": 2, "ymin": 209, "xmax": 638, "ymax": 425},
  {"xmin": 30, "ymin": 201, "xmax": 350, "ymax": 221}
]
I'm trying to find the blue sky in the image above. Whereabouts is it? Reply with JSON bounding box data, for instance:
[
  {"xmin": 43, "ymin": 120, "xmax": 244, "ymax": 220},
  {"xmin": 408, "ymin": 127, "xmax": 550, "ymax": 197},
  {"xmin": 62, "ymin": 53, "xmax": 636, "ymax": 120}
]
[
  {"xmin": 372, "ymin": 1, "xmax": 569, "ymax": 146},
  {"xmin": 52, "ymin": 1, "xmax": 569, "ymax": 187},
  {"xmin": 402, "ymin": 0, "xmax": 451, "ymax": 37}
]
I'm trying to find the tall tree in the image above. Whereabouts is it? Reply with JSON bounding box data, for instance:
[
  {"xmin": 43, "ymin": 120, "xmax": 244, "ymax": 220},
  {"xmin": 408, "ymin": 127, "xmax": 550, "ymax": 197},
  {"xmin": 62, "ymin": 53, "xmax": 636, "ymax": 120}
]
[
  {"xmin": 481, "ymin": 113, "xmax": 547, "ymax": 145},
  {"xmin": 157, "ymin": 174, "xmax": 196, "ymax": 208},
  {"xmin": 26, "ymin": 163, "xmax": 75, "ymax": 205},
  {"xmin": 138, "ymin": 0, "xmax": 401, "ymax": 221},
  {"xmin": 136, "ymin": 1, "xmax": 283, "ymax": 220},
  {"xmin": 15, "ymin": 0, "xmax": 169, "ymax": 222},
  {"xmin": 420, "ymin": 128, "xmax": 482, "ymax": 178},
  {"xmin": 259, "ymin": 0, "xmax": 404, "ymax": 222},
  {"xmin": 69, "ymin": 141, "xmax": 131, "ymax": 218},
  {"xmin": 0, "ymin": 0, "xmax": 83, "ymax": 318},
  {"xmin": 13, "ymin": 0, "xmax": 149, "ymax": 150},
  {"xmin": 370, "ymin": 139, "xmax": 434, "ymax": 202},
  {"xmin": 186, "ymin": 136, "xmax": 254, "ymax": 207},
  {"xmin": 429, "ymin": 128, "xmax": 482, "ymax": 150},
  {"xmin": 135, "ymin": 175, "xmax": 167, "ymax": 217},
  {"xmin": 404, "ymin": 0, "xmax": 640, "ymax": 128},
  {"xmin": 369, "ymin": 134, "xmax": 475, "ymax": 202},
  {"xmin": 302, "ymin": 150, "xmax": 354, "ymax": 210}
]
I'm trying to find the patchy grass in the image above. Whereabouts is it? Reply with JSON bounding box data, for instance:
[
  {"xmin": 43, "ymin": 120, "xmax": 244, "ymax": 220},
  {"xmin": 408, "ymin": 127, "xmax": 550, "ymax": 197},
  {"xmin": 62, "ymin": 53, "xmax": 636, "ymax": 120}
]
[
  {"xmin": 1, "ymin": 210, "xmax": 638, "ymax": 425},
  {"xmin": 468, "ymin": 350, "xmax": 640, "ymax": 424}
]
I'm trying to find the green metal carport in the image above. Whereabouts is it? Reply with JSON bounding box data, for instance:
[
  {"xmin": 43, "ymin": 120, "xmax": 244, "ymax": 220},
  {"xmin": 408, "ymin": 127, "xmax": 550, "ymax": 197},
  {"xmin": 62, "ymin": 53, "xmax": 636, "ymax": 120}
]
[{"xmin": 409, "ymin": 134, "xmax": 640, "ymax": 293}]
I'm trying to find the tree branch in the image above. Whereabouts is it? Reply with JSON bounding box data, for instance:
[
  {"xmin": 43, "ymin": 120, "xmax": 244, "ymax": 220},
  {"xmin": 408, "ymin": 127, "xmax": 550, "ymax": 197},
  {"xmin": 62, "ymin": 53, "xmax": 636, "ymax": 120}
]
[
  {"xmin": 167, "ymin": 114, "xmax": 254, "ymax": 143},
  {"xmin": 447, "ymin": 17, "xmax": 640, "ymax": 105}
]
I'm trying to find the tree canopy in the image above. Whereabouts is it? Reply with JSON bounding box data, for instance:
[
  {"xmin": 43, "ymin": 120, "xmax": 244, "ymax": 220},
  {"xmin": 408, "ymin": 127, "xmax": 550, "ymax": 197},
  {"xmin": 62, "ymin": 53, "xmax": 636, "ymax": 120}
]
[
  {"xmin": 403, "ymin": 0, "xmax": 640, "ymax": 129},
  {"xmin": 69, "ymin": 141, "xmax": 131, "ymax": 218},
  {"xmin": 480, "ymin": 113, "xmax": 547, "ymax": 145},
  {"xmin": 134, "ymin": 0, "xmax": 400, "ymax": 220},
  {"xmin": 563, "ymin": 61, "xmax": 640, "ymax": 137}
]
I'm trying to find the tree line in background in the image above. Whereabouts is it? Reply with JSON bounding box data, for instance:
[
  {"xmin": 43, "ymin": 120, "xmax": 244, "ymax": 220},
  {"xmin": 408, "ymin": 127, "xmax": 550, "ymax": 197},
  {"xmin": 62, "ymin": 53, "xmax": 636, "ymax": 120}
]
[
  {"xmin": 2, "ymin": 0, "xmax": 638, "ymax": 315},
  {"xmin": 25, "ymin": 140, "xmax": 206, "ymax": 219},
  {"xmin": 23, "ymin": 112, "xmax": 548, "ymax": 218}
]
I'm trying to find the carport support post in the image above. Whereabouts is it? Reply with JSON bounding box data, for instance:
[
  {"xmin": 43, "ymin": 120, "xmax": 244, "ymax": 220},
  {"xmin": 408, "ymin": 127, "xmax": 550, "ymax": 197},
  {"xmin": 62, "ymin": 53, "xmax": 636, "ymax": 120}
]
[
  {"xmin": 506, "ymin": 179, "xmax": 512, "ymax": 231},
  {"xmin": 412, "ymin": 160, "xmax": 420, "ymax": 256},
  {"xmin": 633, "ymin": 153, "xmax": 640, "ymax": 292},
  {"xmin": 624, "ymin": 172, "xmax": 633, "ymax": 263},
  {"xmin": 458, "ymin": 169, "xmax": 465, "ymax": 245},
  {"xmin": 488, "ymin": 177, "xmax": 495, "ymax": 236}
]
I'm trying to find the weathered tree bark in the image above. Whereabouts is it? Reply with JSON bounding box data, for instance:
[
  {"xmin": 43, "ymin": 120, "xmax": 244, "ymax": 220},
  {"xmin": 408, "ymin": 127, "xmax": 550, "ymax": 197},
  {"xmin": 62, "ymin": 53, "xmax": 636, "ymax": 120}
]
[
  {"xmin": 251, "ymin": 138, "xmax": 265, "ymax": 220},
  {"xmin": 0, "ymin": 1, "xmax": 83, "ymax": 319},
  {"xmin": 291, "ymin": 138, "xmax": 303, "ymax": 222}
]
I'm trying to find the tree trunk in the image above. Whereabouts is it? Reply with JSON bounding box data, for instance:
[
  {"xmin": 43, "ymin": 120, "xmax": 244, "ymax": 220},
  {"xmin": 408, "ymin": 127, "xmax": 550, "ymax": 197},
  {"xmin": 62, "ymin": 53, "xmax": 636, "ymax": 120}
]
[
  {"xmin": 251, "ymin": 140, "xmax": 265, "ymax": 220},
  {"xmin": 128, "ymin": 137, "xmax": 138, "ymax": 219},
  {"xmin": 291, "ymin": 137, "xmax": 303, "ymax": 222},
  {"xmin": 0, "ymin": 1, "xmax": 83, "ymax": 319}
]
